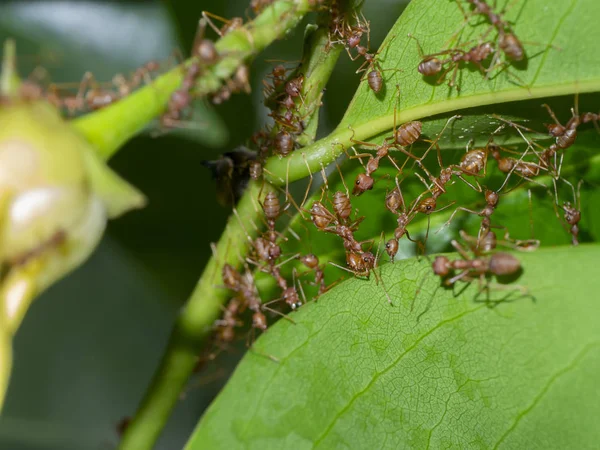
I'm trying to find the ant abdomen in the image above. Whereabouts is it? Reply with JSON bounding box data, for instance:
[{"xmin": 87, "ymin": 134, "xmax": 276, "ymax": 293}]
[
  {"xmin": 333, "ymin": 191, "xmax": 352, "ymax": 220},
  {"xmin": 299, "ymin": 254, "xmax": 319, "ymax": 269},
  {"xmin": 262, "ymin": 191, "xmax": 281, "ymax": 221},
  {"xmin": 418, "ymin": 57, "xmax": 443, "ymax": 76},
  {"xmin": 367, "ymin": 70, "xmax": 383, "ymax": 93},
  {"xmin": 394, "ymin": 121, "xmax": 422, "ymax": 147},
  {"xmin": 311, "ymin": 202, "xmax": 334, "ymax": 229},
  {"xmin": 196, "ymin": 40, "xmax": 219, "ymax": 64},
  {"xmin": 385, "ymin": 188, "xmax": 403, "ymax": 213},
  {"xmin": 275, "ymin": 131, "xmax": 294, "ymax": 155},
  {"xmin": 499, "ymin": 32, "xmax": 524, "ymax": 62},
  {"xmin": 488, "ymin": 252, "xmax": 520, "ymax": 276},
  {"xmin": 460, "ymin": 149, "xmax": 487, "ymax": 175}
]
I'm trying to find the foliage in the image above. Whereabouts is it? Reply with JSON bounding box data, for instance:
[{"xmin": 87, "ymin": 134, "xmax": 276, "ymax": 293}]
[{"xmin": 0, "ymin": 0, "xmax": 599, "ymax": 449}]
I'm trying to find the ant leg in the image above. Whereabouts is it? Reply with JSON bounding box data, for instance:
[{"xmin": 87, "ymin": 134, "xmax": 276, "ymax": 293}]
[
  {"xmin": 201, "ymin": 11, "xmax": 229, "ymax": 37},
  {"xmin": 450, "ymin": 239, "xmax": 472, "ymax": 260},
  {"xmin": 446, "ymin": 269, "xmax": 471, "ymax": 286},
  {"xmin": 299, "ymin": 153, "xmax": 313, "ymax": 210},
  {"xmin": 335, "ymin": 163, "xmax": 350, "ymax": 197},
  {"xmin": 328, "ymin": 261, "xmax": 365, "ymax": 278},
  {"xmin": 541, "ymin": 103, "xmax": 563, "ymax": 126}
]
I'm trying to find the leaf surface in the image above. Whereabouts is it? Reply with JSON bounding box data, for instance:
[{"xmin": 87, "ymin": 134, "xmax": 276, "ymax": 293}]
[{"xmin": 188, "ymin": 245, "xmax": 600, "ymax": 449}]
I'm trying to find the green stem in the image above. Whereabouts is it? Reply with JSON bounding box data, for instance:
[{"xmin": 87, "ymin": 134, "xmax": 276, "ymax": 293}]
[
  {"xmin": 268, "ymin": 24, "xmax": 344, "ymax": 147},
  {"xmin": 72, "ymin": 0, "xmax": 315, "ymax": 161},
  {"xmin": 118, "ymin": 182, "xmax": 264, "ymax": 450},
  {"xmin": 263, "ymin": 79, "xmax": 600, "ymax": 185}
]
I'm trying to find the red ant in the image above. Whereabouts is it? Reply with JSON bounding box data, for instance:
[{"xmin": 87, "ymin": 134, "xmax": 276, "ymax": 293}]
[
  {"xmin": 355, "ymin": 35, "xmax": 400, "ymax": 93},
  {"xmin": 298, "ymin": 254, "xmax": 327, "ymax": 296},
  {"xmin": 457, "ymin": 0, "xmax": 526, "ymax": 62},
  {"xmin": 552, "ymin": 180, "xmax": 583, "ymax": 246},
  {"xmin": 409, "ymin": 33, "xmax": 494, "ymax": 90},
  {"xmin": 384, "ymin": 182, "xmax": 426, "ymax": 260},
  {"xmin": 432, "ymin": 238, "xmax": 523, "ymax": 292}
]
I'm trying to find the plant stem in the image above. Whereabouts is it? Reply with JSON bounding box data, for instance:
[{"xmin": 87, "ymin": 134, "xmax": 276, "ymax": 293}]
[
  {"xmin": 118, "ymin": 182, "xmax": 265, "ymax": 450},
  {"xmin": 263, "ymin": 79, "xmax": 600, "ymax": 185},
  {"xmin": 72, "ymin": 0, "xmax": 315, "ymax": 161}
]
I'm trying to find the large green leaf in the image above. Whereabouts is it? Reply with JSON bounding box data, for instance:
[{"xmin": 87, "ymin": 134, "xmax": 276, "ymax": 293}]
[{"xmin": 188, "ymin": 245, "xmax": 600, "ymax": 449}]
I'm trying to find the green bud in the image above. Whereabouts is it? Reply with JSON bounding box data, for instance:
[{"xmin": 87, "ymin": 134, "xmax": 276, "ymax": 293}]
[{"xmin": 0, "ymin": 77, "xmax": 145, "ymax": 334}]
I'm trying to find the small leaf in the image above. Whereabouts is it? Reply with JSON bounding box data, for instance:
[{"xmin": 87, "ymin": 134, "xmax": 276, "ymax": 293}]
[
  {"xmin": 188, "ymin": 245, "xmax": 600, "ymax": 449},
  {"xmin": 80, "ymin": 146, "xmax": 146, "ymax": 218}
]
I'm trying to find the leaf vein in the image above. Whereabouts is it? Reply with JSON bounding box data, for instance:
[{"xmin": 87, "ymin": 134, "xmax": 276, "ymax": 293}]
[
  {"xmin": 312, "ymin": 305, "xmax": 485, "ymax": 448},
  {"xmin": 492, "ymin": 340, "xmax": 600, "ymax": 449}
]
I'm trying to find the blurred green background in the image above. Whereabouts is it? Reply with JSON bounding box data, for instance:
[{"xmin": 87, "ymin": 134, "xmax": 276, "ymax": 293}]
[{"xmin": 0, "ymin": 1, "xmax": 408, "ymax": 449}]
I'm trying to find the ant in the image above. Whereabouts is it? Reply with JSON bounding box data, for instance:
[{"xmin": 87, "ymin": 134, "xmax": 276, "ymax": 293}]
[
  {"xmin": 409, "ymin": 33, "xmax": 494, "ymax": 90},
  {"xmin": 488, "ymin": 140, "xmax": 543, "ymax": 179},
  {"xmin": 298, "ymin": 254, "xmax": 327, "ymax": 296},
  {"xmin": 432, "ymin": 239, "xmax": 523, "ymax": 292},
  {"xmin": 355, "ymin": 35, "xmax": 400, "ymax": 94},
  {"xmin": 457, "ymin": 0, "xmax": 526, "ymax": 62},
  {"xmin": 43, "ymin": 71, "xmax": 120, "ymax": 115},
  {"xmin": 263, "ymin": 64, "xmax": 293, "ymax": 97},
  {"xmin": 348, "ymin": 91, "xmax": 424, "ymax": 195},
  {"xmin": 552, "ymin": 180, "xmax": 583, "ymax": 246},
  {"xmin": 384, "ymin": 182, "xmax": 426, "ymax": 260},
  {"xmin": 160, "ymin": 18, "xmax": 223, "ymax": 128}
]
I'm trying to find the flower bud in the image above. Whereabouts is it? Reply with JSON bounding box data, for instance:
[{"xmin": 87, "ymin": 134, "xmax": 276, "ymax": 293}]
[{"xmin": 0, "ymin": 66, "xmax": 145, "ymax": 333}]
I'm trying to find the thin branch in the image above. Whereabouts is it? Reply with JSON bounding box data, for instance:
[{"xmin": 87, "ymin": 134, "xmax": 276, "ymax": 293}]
[
  {"xmin": 72, "ymin": 0, "xmax": 316, "ymax": 161},
  {"xmin": 118, "ymin": 182, "xmax": 265, "ymax": 450}
]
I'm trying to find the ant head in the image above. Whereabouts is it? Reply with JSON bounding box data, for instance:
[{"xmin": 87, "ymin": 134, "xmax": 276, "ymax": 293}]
[
  {"xmin": 283, "ymin": 287, "xmax": 301, "ymax": 309},
  {"xmin": 545, "ymin": 122, "xmax": 566, "ymax": 137},
  {"xmin": 299, "ymin": 254, "xmax": 318, "ymax": 269},
  {"xmin": 385, "ymin": 239, "xmax": 399, "ymax": 258},
  {"xmin": 432, "ymin": 256, "xmax": 450, "ymax": 276},
  {"xmin": 484, "ymin": 190, "xmax": 499, "ymax": 206},
  {"xmin": 362, "ymin": 251, "xmax": 375, "ymax": 266},
  {"xmin": 353, "ymin": 173, "xmax": 374, "ymax": 196},
  {"xmin": 417, "ymin": 197, "xmax": 436, "ymax": 214}
]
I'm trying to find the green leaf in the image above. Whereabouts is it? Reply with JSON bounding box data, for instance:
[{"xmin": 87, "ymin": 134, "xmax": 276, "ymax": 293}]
[
  {"xmin": 80, "ymin": 145, "xmax": 146, "ymax": 218},
  {"xmin": 187, "ymin": 245, "xmax": 600, "ymax": 449},
  {"xmin": 265, "ymin": 0, "xmax": 600, "ymax": 184}
]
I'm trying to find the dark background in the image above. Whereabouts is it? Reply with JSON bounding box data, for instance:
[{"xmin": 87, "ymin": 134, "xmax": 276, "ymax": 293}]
[{"xmin": 0, "ymin": 1, "xmax": 408, "ymax": 449}]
